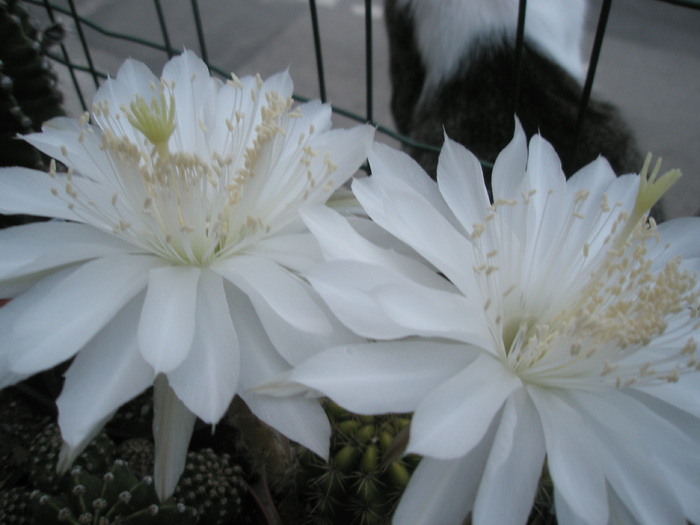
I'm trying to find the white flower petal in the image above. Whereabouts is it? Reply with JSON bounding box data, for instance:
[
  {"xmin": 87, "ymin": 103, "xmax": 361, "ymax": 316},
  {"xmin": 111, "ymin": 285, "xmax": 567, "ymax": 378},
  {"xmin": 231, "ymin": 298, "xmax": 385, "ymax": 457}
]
[
  {"xmin": 525, "ymin": 134, "xmax": 566, "ymax": 206},
  {"xmin": 608, "ymin": 487, "xmax": 645, "ymax": 525},
  {"xmin": 57, "ymin": 293, "xmax": 154, "ymax": 448},
  {"xmin": 99, "ymin": 58, "xmax": 159, "ymax": 109},
  {"xmin": 408, "ymin": 354, "xmax": 522, "ymax": 459},
  {"xmin": 161, "ymin": 50, "xmax": 218, "ymax": 154},
  {"xmin": 257, "ymin": 68, "xmax": 294, "ymax": 101},
  {"xmin": 491, "ymin": 118, "xmax": 527, "ymax": 201},
  {"xmin": 521, "ymin": 135, "xmax": 569, "ymax": 266},
  {"xmin": 0, "ymin": 167, "xmax": 82, "ymax": 221},
  {"xmin": 552, "ymin": 487, "xmax": 592, "ymax": 525},
  {"xmin": 566, "ymin": 155, "xmax": 617, "ymax": 197},
  {"xmin": 225, "ymin": 284, "xmax": 291, "ymax": 387},
  {"xmin": 216, "ymin": 255, "xmax": 331, "ymax": 335},
  {"xmin": 601, "ymin": 173, "xmax": 639, "ymax": 216},
  {"xmin": 622, "ymin": 390, "xmax": 700, "ymax": 521},
  {"xmin": 288, "ymin": 341, "xmax": 478, "ymax": 414},
  {"xmin": 653, "ymin": 217, "xmax": 700, "ymax": 265},
  {"xmin": 208, "ymin": 70, "xmax": 290, "ymax": 156},
  {"xmin": 167, "ymin": 270, "xmax": 239, "ymax": 423},
  {"xmin": 393, "ymin": 428, "xmax": 495, "ymax": 525},
  {"xmin": 302, "ymin": 206, "xmax": 453, "ymax": 291},
  {"xmin": 249, "ymin": 232, "xmax": 321, "ymax": 273},
  {"xmin": 0, "ymin": 266, "xmax": 74, "ymax": 388},
  {"xmin": 58, "ymin": 411, "xmax": 115, "ymax": 475},
  {"xmin": 152, "ymin": 375, "xmax": 197, "ymax": 501},
  {"xmin": 6, "ymin": 254, "xmax": 158, "ymax": 375},
  {"xmin": 352, "ymin": 180, "xmax": 480, "ymax": 298},
  {"xmin": 371, "ymin": 280, "xmax": 493, "ymax": 348},
  {"xmin": 473, "ymin": 389, "xmax": 546, "ymax": 525},
  {"xmin": 630, "ymin": 374, "xmax": 700, "ymax": 419},
  {"xmin": 0, "ymin": 358, "xmax": 28, "ymax": 390},
  {"xmin": 239, "ymin": 392, "xmax": 331, "ymax": 460},
  {"xmin": 23, "ymin": 118, "xmax": 111, "ymax": 181},
  {"xmin": 138, "ymin": 265, "xmax": 201, "ymax": 373},
  {"xmin": 91, "ymin": 60, "xmax": 161, "ymax": 147},
  {"xmin": 302, "ymin": 124, "xmax": 374, "ymax": 203},
  {"xmin": 229, "ymin": 285, "xmax": 330, "ymax": 457},
  {"xmin": 230, "ymin": 274, "xmax": 358, "ymax": 365},
  {"xmin": 306, "ymin": 260, "xmax": 444, "ymax": 340},
  {"xmin": 438, "ymin": 135, "xmax": 491, "ymax": 231},
  {"xmin": 570, "ymin": 390, "xmax": 686, "ymax": 525},
  {"xmin": 0, "ymin": 222, "xmax": 136, "ymax": 296},
  {"xmin": 291, "ymin": 98, "xmax": 332, "ymax": 133},
  {"xmin": 538, "ymin": 156, "xmax": 617, "ymax": 280},
  {"xmin": 368, "ymin": 142, "xmax": 457, "ymax": 223},
  {"xmin": 528, "ymin": 386, "xmax": 609, "ymax": 525},
  {"xmin": 393, "ymin": 458, "xmax": 474, "ymax": 525}
]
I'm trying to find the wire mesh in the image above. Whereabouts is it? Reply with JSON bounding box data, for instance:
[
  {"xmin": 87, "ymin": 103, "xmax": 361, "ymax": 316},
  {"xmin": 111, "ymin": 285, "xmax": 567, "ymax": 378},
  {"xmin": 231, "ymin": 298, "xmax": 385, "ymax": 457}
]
[{"xmin": 19, "ymin": 0, "xmax": 700, "ymax": 167}]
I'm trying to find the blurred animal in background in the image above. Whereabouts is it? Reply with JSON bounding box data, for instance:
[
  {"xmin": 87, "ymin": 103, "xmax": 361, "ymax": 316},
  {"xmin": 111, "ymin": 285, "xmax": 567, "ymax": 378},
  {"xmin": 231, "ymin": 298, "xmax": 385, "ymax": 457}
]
[{"xmin": 384, "ymin": 0, "xmax": 646, "ymax": 188}]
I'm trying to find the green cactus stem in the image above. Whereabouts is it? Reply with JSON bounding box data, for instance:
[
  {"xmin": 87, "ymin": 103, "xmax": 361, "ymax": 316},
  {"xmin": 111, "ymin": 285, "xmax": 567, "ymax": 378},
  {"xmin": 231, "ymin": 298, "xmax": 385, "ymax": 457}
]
[
  {"xmin": 0, "ymin": 0, "xmax": 65, "ymax": 228},
  {"xmin": 298, "ymin": 401, "xmax": 419, "ymax": 525}
]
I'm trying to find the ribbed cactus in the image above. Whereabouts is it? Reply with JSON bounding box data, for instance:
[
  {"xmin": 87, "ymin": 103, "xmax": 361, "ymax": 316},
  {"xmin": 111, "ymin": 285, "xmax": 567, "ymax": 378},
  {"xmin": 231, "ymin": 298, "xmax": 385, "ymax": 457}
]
[
  {"xmin": 0, "ymin": 0, "xmax": 64, "ymax": 228},
  {"xmin": 116, "ymin": 439, "xmax": 155, "ymax": 481},
  {"xmin": 0, "ymin": 486, "xmax": 33, "ymax": 524},
  {"xmin": 30, "ymin": 461, "xmax": 198, "ymax": 525},
  {"xmin": 528, "ymin": 467, "xmax": 555, "ymax": 524},
  {"xmin": 298, "ymin": 401, "xmax": 419, "ymax": 525},
  {"xmin": 27, "ymin": 424, "xmax": 116, "ymax": 495},
  {"xmin": 0, "ymin": 0, "xmax": 64, "ymax": 163},
  {"xmin": 173, "ymin": 448, "xmax": 246, "ymax": 522},
  {"xmin": 0, "ymin": 389, "xmax": 52, "ymax": 491}
]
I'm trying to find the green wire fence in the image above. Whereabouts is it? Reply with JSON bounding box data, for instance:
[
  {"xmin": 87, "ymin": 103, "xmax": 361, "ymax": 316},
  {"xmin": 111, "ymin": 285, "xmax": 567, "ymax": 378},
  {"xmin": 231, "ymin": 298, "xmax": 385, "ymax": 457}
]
[{"xmin": 19, "ymin": 0, "xmax": 700, "ymax": 164}]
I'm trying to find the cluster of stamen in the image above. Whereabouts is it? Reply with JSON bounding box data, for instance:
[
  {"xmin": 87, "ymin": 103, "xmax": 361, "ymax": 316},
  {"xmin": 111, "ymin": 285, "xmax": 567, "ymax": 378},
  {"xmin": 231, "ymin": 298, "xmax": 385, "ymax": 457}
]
[
  {"xmin": 48, "ymin": 72, "xmax": 335, "ymax": 266},
  {"xmin": 468, "ymin": 160, "xmax": 697, "ymax": 389}
]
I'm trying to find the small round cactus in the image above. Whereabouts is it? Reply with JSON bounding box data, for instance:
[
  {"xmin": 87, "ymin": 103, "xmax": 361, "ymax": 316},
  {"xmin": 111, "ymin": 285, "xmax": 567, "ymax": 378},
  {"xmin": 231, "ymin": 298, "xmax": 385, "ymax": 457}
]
[
  {"xmin": 0, "ymin": 0, "xmax": 65, "ymax": 229},
  {"xmin": 26, "ymin": 423, "xmax": 115, "ymax": 494},
  {"xmin": 0, "ymin": 0, "xmax": 64, "ymax": 163},
  {"xmin": 298, "ymin": 401, "xmax": 419, "ymax": 525},
  {"xmin": 116, "ymin": 439, "xmax": 155, "ymax": 481},
  {"xmin": 173, "ymin": 448, "xmax": 246, "ymax": 523},
  {"xmin": 30, "ymin": 460, "xmax": 198, "ymax": 524},
  {"xmin": 0, "ymin": 0, "xmax": 64, "ymax": 228},
  {"xmin": 0, "ymin": 486, "xmax": 33, "ymax": 524},
  {"xmin": 0, "ymin": 389, "xmax": 52, "ymax": 490}
]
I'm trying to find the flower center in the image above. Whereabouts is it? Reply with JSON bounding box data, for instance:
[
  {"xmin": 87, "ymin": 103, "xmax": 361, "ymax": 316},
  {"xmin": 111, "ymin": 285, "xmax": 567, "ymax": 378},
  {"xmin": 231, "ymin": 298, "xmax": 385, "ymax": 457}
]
[
  {"xmin": 509, "ymin": 227, "xmax": 700, "ymax": 389},
  {"xmin": 53, "ymin": 75, "xmax": 331, "ymax": 267},
  {"xmin": 475, "ymin": 159, "xmax": 698, "ymax": 388}
]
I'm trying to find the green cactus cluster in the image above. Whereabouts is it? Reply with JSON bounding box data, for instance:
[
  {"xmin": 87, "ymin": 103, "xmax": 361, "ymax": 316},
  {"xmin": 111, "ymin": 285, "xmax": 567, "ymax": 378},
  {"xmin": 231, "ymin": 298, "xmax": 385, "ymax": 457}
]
[
  {"xmin": 0, "ymin": 486, "xmax": 33, "ymax": 524},
  {"xmin": 27, "ymin": 424, "xmax": 116, "ymax": 495},
  {"xmin": 1, "ymin": 0, "xmax": 65, "ymax": 229},
  {"xmin": 115, "ymin": 440, "xmax": 154, "ymax": 482},
  {"xmin": 528, "ymin": 466, "xmax": 555, "ymax": 524},
  {"xmin": 30, "ymin": 461, "xmax": 199, "ymax": 525},
  {"xmin": 173, "ymin": 448, "xmax": 246, "ymax": 523},
  {"xmin": 298, "ymin": 401, "xmax": 419, "ymax": 525},
  {"xmin": 0, "ymin": 389, "xmax": 52, "ymax": 492},
  {"xmin": 0, "ymin": 411, "xmax": 249, "ymax": 524},
  {"xmin": 0, "ymin": 0, "xmax": 64, "ymax": 167}
]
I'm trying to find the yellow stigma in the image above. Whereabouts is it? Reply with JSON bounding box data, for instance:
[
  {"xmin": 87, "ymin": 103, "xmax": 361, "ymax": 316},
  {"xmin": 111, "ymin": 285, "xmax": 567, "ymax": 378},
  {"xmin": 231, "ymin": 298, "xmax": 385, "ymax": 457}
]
[
  {"xmin": 126, "ymin": 91, "xmax": 176, "ymax": 158},
  {"xmin": 634, "ymin": 154, "xmax": 681, "ymax": 222},
  {"xmin": 614, "ymin": 154, "xmax": 681, "ymax": 249}
]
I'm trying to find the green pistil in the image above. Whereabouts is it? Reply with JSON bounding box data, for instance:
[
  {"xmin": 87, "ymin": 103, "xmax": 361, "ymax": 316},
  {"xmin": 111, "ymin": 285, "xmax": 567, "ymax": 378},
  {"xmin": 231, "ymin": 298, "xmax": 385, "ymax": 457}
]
[
  {"xmin": 617, "ymin": 154, "xmax": 681, "ymax": 247},
  {"xmin": 126, "ymin": 91, "xmax": 175, "ymax": 159},
  {"xmin": 634, "ymin": 154, "xmax": 681, "ymax": 222}
]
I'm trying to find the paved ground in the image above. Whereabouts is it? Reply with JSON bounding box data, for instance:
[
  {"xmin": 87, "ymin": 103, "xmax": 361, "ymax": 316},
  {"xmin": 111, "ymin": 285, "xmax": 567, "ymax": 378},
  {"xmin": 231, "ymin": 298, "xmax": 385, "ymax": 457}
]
[{"xmin": 28, "ymin": 0, "xmax": 700, "ymax": 217}]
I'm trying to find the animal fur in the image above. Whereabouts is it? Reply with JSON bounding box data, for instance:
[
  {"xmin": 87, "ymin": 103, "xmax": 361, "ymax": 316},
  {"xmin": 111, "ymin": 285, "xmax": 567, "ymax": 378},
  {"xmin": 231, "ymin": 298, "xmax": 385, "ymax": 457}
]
[{"xmin": 385, "ymin": 0, "xmax": 645, "ymax": 184}]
